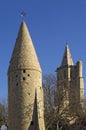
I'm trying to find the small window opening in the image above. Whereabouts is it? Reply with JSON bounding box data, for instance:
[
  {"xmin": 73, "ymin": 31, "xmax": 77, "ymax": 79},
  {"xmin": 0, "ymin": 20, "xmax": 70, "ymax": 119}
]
[
  {"xmin": 23, "ymin": 77, "xmax": 25, "ymax": 80},
  {"xmin": 23, "ymin": 70, "xmax": 26, "ymax": 73},
  {"xmin": 16, "ymin": 83, "xmax": 18, "ymax": 86},
  {"xmin": 16, "ymin": 75, "xmax": 18, "ymax": 77},
  {"xmin": 31, "ymin": 121, "xmax": 34, "ymax": 125},
  {"xmin": 28, "ymin": 93, "xmax": 30, "ymax": 95},
  {"xmin": 28, "ymin": 74, "xmax": 30, "ymax": 77}
]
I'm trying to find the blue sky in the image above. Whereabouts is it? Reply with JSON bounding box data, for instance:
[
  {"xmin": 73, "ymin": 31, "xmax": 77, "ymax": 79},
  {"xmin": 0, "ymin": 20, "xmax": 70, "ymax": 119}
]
[{"xmin": 0, "ymin": 0, "xmax": 86, "ymax": 100}]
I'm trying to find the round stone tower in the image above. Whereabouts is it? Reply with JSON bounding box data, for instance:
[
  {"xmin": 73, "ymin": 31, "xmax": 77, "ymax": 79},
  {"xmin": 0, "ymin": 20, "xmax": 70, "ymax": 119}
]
[{"xmin": 8, "ymin": 21, "xmax": 45, "ymax": 130}]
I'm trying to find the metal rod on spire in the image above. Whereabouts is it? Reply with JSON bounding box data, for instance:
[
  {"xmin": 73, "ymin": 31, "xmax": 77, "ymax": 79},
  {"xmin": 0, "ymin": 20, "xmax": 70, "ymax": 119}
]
[{"xmin": 20, "ymin": 11, "xmax": 26, "ymax": 21}]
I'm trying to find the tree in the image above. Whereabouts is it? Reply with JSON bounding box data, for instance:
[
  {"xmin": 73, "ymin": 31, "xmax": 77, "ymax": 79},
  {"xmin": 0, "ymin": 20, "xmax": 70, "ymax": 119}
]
[
  {"xmin": 43, "ymin": 73, "xmax": 57, "ymax": 130},
  {"xmin": 43, "ymin": 73, "xmax": 86, "ymax": 130},
  {"xmin": 70, "ymin": 113, "xmax": 86, "ymax": 130},
  {"xmin": 0, "ymin": 98, "xmax": 8, "ymax": 127}
]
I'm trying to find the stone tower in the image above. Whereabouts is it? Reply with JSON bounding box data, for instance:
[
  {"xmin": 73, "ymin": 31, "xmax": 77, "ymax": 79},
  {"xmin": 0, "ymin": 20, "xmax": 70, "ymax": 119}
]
[
  {"xmin": 56, "ymin": 44, "xmax": 84, "ymax": 113},
  {"xmin": 8, "ymin": 21, "xmax": 45, "ymax": 130}
]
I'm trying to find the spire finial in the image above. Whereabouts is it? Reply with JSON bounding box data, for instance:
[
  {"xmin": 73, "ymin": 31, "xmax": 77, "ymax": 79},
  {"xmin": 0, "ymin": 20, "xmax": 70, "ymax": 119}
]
[
  {"xmin": 20, "ymin": 11, "xmax": 26, "ymax": 21},
  {"xmin": 61, "ymin": 44, "xmax": 74, "ymax": 66},
  {"xmin": 66, "ymin": 40, "xmax": 68, "ymax": 46}
]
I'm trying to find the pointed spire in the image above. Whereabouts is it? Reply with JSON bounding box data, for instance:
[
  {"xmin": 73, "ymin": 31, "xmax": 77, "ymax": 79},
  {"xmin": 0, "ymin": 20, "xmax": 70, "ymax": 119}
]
[
  {"xmin": 61, "ymin": 44, "xmax": 74, "ymax": 66},
  {"xmin": 29, "ymin": 89, "xmax": 39, "ymax": 130},
  {"xmin": 8, "ymin": 21, "xmax": 41, "ymax": 72}
]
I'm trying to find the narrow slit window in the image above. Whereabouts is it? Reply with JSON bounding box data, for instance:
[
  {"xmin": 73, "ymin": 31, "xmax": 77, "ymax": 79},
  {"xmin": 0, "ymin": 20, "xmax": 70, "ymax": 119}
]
[
  {"xmin": 16, "ymin": 83, "xmax": 18, "ymax": 86},
  {"xmin": 31, "ymin": 121, "xmax": 34, "ymax": 125},
  {"xmin": 23, "ymin": 70, "xmax": 26, "ymax": 73}
]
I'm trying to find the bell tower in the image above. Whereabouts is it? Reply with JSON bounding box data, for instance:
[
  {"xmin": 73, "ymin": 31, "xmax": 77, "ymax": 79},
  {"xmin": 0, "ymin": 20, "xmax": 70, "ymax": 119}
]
[{"xmin": 56, "ymin": 44, "xmax": 84, "ymax": 113}]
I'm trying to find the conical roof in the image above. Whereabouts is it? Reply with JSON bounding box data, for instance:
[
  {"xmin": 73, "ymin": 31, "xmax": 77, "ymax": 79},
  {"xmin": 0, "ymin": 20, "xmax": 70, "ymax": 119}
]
[
  {"xmin": 61, "ymin": 44, "xmax": 74, "ymax": 66},
  {"xmin": 8, "ymin": 21, "xmax": 41, "ymax": 72}
]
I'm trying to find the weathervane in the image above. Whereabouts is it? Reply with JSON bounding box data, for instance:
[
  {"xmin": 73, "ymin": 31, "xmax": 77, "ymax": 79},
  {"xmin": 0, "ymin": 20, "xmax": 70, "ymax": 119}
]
[{"xmin": 20, "ymin": 11, "xmax": 26, "ymax": 21}]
